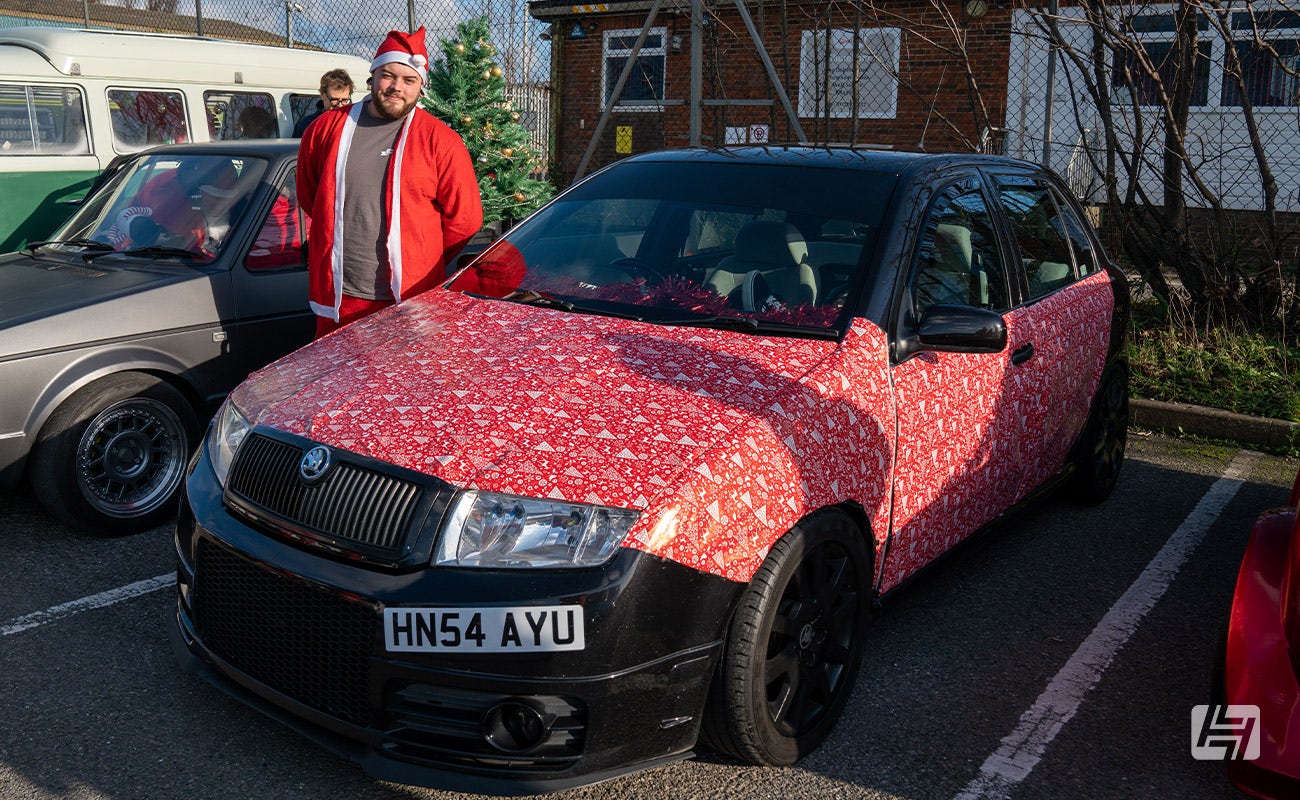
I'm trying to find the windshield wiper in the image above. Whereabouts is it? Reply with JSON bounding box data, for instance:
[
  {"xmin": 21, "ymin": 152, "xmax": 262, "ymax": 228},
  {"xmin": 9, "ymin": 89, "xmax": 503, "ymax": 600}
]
[
  {"xmin": 24, "ymin": 238, "xmax": 114, "ymax": 254},
  {"xmin": 85, "ymin": 246, "xmax": 201, "ymax": 262},
  {"xmin": 503, "ymin": 289, "xmax": 575, "ymax": 312},
  {"xmin": 661, "ymin": 314, "xmax": 838, "ymax": 338},
  {"xmin": 501, "ymin": 289, "xmax": 645, "ymax": 321}
]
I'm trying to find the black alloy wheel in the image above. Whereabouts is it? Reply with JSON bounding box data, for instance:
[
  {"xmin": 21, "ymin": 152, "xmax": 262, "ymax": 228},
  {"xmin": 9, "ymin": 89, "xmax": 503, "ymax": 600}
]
[{"xmin": 702, "ymin": 507, "xmax": 872, "ymax": 765}]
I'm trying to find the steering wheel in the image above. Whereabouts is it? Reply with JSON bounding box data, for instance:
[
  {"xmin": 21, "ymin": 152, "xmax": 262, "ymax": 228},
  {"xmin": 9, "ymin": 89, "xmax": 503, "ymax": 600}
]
[
  {"xmin": 740, "ymin": 270, "xmax": 783, "ymax": 312},
  {"xmin": 609, "ymin": 256, "xmax": 666, "ymax": 285},
  {"xmin": 128, "ymin": 216, "xmax": 164, "ymax": 248}
]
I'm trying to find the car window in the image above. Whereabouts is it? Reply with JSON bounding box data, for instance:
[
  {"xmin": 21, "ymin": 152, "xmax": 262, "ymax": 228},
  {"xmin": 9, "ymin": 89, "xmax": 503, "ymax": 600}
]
[
  {"xmin": 108, "ymin": 88, "xmax": 189, "ymax": 152},
  {"xmin": 1049, "ymin": 186, "xmax": 1100, "ymax": 277},
  {"xmin": 910, "ymin": 185, "xmax": 1010, "ymax": 318},
  {"xmin": 246, "ymin": 166, "xmax": 307, "ymax": 271},
  {"xmin": 0, "ymin": 83, "xmax": 89, "ymax": 155},
  {"xmin": 47, "ymin": 152, "xmax": 268, "ymax": 263},
  {"xmin": 996, "ymin": 180, "xmax": 1078, "ymax": 300},
  {"xmin": 450, "ymin": 160, "xmax": 895, "ymax": 330},
  {"xmin": 289, "ymin": 93, "xmax": 318, "ymax": 129},
  {"xmin": 205, "ymin": 91, "xmax": 277, "ymax": 140}
]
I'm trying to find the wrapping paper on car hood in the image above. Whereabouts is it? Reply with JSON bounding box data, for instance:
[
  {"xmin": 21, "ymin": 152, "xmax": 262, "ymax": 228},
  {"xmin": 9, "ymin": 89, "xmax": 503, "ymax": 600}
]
[{"xmin": 232, "ymin": 290, "xmax": 865, "ymax": 579}]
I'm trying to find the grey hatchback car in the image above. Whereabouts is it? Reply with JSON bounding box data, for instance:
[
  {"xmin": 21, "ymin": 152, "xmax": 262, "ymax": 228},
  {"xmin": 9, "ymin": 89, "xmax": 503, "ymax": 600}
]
[{"xmin": 0, "ymin": 141, "xmax": 313, "ymax": 535}]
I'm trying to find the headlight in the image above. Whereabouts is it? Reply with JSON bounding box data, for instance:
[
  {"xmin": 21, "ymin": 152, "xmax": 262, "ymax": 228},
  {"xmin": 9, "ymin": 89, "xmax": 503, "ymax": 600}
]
[
  {"xmin": 207, "ymin": 397, "xmax": 251, "ymax": 487},
  {"xmin": 436, "ymin": 491, "xmax": 639, "ymax": 568}
]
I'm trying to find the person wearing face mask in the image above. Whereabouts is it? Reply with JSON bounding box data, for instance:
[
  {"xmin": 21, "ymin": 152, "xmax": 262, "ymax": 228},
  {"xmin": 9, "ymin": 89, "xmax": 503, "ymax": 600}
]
[{"xmin": 296, "ymin": 27, "xmax": 483, "ymax": 338}]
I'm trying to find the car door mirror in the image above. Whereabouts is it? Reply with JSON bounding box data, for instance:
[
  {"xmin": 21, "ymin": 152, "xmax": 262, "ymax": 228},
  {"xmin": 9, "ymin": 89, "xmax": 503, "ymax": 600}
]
[{"xmin": 915, "ymin": 304, "xmax": 1007, "ymax": 354}]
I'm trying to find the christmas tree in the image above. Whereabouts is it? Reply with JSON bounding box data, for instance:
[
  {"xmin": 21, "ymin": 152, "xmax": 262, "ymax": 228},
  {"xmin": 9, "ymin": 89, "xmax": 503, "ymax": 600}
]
[{"xmin": 422, "ymin": 17, "xmax": 553, "ymax": 225}]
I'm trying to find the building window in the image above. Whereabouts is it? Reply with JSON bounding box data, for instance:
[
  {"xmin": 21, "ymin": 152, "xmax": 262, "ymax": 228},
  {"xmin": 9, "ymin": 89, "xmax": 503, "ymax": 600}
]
[
  {"xmin": 798, "ymin": 27, "xmax": 900, "ymax": 119},
  {"xmin": 1112, "ymin": 7, "xmax": 1300, "ymax": 109},
  {"xmin": 1111, "ymin": 13, "xmax": 1212, "ymax": 108},
  {"xmin": 602, "ymin": 27, "xmax": 666, "ymax": 111}
]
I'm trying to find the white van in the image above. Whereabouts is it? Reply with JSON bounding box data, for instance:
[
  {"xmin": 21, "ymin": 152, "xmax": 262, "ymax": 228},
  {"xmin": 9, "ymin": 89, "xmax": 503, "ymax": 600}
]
[{"xmin": 0, "ymin": 26, "xmax": 370, "ymax": 251}]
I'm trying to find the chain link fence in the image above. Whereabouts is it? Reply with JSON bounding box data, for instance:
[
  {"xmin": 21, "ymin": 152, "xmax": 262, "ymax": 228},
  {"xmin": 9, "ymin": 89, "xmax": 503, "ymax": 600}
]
[
  {"xmin": 3, "ymin": 0, "xmax": 552, "ymax": 171},
  {"xmin": 539, "ymin": 0, "xmax": 1296, "ymax": 329},
  {"xmin": 7, "ymin": 0, "xmax": 1299, "ymax": 328}
]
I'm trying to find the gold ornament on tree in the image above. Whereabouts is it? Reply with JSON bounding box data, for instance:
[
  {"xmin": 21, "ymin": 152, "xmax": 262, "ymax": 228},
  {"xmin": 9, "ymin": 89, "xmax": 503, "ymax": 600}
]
[
  {"xmin": 510, "ymin": 111, "xmax": 520, "ymax": 122},
  {"xmin": 513, "ymin": 192, "xmax": 526, "ymax": 203},
  {"xmin": 454, "ymin": 42, "xmax": 465, "ymax": 54},
  {"xmin": 501, "ymin": 147, "xmax": 514, "ymax": 157},
  {"xmin": 460, "ymin": 114, "xmax": 473, "ymax": 125},
  {"xmin": 489, "ymin": 65, "xmax": 503, "ymax": 78}
]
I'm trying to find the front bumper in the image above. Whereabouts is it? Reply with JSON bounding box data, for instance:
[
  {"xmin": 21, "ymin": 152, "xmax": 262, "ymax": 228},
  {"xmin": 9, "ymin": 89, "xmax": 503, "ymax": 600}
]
[{"xmin": 171, "ymin": 443, "xmax": 742, "ymax": 795}]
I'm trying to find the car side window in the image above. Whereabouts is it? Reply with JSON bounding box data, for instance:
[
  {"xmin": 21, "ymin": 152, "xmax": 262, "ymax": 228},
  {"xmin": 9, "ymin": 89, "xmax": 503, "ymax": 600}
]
[
  {"xmin": 205, "ymin": 91, "xmax": 278, "ymax": 140},
  {"xmin": 996, "ymin": 181, "xmax": 1077, "ymax": 300},
  {"xmin": 910, "ymin": 186, "xmax": 1010, "ymax": 318},
  {"xmin": 107, "ymin": 88, "xmax": 188, "ymax": 153},
  {"xmin": 1049, "ymin": 186, "xmax": 1100, "ymax": 277},
  {"xmin": 0, "ymin": 83, "xmax": 89, "ymax": 155},
  {"xmin": 245, "ymin": 167, "xmax": 306, "ymax": 271}
]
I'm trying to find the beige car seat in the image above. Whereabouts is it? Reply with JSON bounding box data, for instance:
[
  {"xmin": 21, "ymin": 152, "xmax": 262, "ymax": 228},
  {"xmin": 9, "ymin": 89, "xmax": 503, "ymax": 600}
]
[{"xmin": 705, "ymin": 220, "xmax": 819, "ymax": 310}]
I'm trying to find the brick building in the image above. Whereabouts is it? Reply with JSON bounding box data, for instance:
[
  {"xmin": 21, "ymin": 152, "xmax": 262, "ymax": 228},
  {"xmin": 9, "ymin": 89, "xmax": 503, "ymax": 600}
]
[{"xmin": 527, "ymin": 0, "xmax": 1014, "ymax": 186}]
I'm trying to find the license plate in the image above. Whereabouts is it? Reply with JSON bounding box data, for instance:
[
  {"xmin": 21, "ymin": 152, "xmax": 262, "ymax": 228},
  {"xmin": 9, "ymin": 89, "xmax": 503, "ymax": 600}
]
[{"xmin": 384, "ymin": 605, "xmax": 585, "ymax": 653}]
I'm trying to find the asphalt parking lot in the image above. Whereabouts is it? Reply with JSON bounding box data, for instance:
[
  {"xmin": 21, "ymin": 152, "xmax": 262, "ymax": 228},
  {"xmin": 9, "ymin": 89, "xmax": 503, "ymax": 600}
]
[{"xmin": 1, "ymin": 430, "xmax": 1294, "ymax": 800}]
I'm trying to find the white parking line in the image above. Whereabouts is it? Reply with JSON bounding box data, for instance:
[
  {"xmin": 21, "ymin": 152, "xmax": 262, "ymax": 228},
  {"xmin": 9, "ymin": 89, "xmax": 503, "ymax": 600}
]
[
  {"xmin": 1, "ymin": 573, "xmax": 172, "ymax": 637},
  {"xmin": 953, "ymin": 451, "xmax": 1259, "ymax": 800}
]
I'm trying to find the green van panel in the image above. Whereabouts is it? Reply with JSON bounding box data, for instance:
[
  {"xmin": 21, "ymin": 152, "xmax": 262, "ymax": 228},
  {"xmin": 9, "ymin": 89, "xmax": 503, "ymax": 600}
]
[{"xmin": 0, "ymin": 169, "xmax": 97, "ymax": 253}]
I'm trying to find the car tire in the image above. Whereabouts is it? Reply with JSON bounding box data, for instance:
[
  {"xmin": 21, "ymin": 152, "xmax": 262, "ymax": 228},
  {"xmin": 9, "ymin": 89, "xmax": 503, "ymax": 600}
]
[
  {"xmin": 700, "ymin": 508, "xmax": 872, "ymax": 765},
  {"xmin": 29, "ymin": 373, "xmax": 198, "ymax": 536},
  {"xmin": 1071, "ymin": 364, "xmax": 1129, "ymax": 505}
]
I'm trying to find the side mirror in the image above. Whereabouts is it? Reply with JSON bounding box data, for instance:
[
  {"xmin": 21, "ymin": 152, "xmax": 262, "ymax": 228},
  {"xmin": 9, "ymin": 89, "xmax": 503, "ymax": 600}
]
[{"xmin": 913, "ymin": 304, "xmax": 1007, "ymax": 354}]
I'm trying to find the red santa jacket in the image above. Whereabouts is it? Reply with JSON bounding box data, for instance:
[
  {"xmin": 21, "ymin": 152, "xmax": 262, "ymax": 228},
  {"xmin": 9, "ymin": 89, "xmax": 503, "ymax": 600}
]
[{"xmin": 297, "ymin": 100, "xmax": 483, "ymax": 321}]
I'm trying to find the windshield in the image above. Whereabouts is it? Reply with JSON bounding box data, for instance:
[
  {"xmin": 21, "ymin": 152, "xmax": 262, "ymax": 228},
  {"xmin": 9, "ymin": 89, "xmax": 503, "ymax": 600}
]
[
  {"xmin": 44, "ymin": 153, "xmax": 270, "ymax": 264},
  {"xmin": 448, "ymin": 159, "xmax": 896, "ymax": 333}
]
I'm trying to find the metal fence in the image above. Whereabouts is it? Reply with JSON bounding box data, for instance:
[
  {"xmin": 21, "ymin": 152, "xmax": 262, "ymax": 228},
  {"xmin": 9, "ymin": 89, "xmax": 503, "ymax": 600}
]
[
  {"xmin": 10, "ymin": 0, "xmax": 1300, "ymax": 323},
  {"xmin": 537, "ymin": 0, "xmax": 1296, "ymax": 326},
  {"xmin": 6, "ymin": 0, "xmax": 553, "ymax": 168}
]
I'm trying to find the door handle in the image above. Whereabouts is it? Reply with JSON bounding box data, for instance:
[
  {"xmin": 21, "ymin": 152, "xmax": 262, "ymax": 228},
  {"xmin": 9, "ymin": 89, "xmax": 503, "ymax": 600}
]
[{"xmin": 1011, "ymin": 342, "xmax": 1035, "ymax": 365}]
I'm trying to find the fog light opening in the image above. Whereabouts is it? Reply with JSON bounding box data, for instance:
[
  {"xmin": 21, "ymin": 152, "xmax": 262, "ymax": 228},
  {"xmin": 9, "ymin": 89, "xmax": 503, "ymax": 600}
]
[{"xmin": 482, "ymin": 699, "xmax": 550, "ymax": 753}]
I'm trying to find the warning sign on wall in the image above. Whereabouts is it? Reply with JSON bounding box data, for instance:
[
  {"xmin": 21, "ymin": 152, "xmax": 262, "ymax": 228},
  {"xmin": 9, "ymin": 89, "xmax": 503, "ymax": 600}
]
[
  {"xmin": 615, "ymin": 126, "xmax": 632, "ymax": 154},
  {"xmin": 749, "ymin": 124, "xmax": 770, "ymax": 144}
]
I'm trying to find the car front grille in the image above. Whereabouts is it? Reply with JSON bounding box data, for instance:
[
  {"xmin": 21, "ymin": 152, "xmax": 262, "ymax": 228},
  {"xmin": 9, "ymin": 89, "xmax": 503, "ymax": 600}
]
[
  {"xmin": 226, "ymin": 432, "xmax": 425, "ymax": 558},
  {"xmin": 193, "ymin": 539, "xmax": 375, "ymax": 726}
]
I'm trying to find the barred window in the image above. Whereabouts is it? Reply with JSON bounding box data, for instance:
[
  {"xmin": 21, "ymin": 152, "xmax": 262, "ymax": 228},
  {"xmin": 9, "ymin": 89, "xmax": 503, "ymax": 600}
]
[
  {"xmin": 798, "ymin": 28, "xmax": 899, "ymax": 119},
  {"xmin": 602, "ymin": 28, "xmax": 665, "ymax": 110}
]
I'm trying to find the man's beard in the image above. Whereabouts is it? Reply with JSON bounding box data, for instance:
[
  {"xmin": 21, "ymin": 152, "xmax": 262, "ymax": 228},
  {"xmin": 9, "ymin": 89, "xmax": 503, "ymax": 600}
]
[{"xmin": 371, "ymin": 91, "xmax": 417, "ymax": 120}]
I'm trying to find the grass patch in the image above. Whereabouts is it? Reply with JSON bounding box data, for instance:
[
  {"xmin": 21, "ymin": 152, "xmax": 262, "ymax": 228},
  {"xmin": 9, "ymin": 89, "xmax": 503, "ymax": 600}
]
[{"xmin": 1128, "ymin": 299, "xmax": 1300, "ymax": 422}]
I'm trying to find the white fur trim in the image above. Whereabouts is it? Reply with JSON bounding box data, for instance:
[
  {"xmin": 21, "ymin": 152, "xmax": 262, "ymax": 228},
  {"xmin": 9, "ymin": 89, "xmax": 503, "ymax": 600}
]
[{"xmin": 370, "ymin": 51, "xmax": 427, "ymax": 82}]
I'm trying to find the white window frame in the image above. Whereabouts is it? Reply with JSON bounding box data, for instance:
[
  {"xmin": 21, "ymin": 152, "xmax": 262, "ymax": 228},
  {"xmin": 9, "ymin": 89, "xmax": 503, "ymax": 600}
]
[
  {"xmin": 797, "ymin": 27, "xmax": 900, "ymax": 119},
  {"xmin": 601, "ymin": 27, "xmax": 667, "ymax": 112},
  {"xmin": 1115, "ymin": 2, "xmax": 1300, "ymax": 111}
]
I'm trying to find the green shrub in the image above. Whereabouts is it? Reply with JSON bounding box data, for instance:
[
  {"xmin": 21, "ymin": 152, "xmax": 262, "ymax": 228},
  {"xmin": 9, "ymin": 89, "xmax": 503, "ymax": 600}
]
[{"xmin": 1128, "ymin": 299, "xmax": 1300, "ymax": 422}]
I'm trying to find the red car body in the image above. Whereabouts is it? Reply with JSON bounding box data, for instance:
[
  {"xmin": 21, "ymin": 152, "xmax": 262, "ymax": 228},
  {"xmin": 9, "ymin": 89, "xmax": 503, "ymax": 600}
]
[{"xmin": 1224, "ymin": 469, "xmax": 1300, "ymax": 798}]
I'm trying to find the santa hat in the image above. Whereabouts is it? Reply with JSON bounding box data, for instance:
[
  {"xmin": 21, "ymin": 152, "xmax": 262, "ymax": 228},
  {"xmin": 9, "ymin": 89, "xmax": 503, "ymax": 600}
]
[{"xmin": 370, "ymin": 27, "xmax": 428, "ymax": 83}]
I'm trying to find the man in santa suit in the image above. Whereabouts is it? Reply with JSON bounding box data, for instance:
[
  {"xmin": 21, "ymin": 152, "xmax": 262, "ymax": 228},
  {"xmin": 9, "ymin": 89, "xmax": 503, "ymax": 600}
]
[{"xmin": 297, "ymin": 26, "xmax": 484, "ymax": 338}]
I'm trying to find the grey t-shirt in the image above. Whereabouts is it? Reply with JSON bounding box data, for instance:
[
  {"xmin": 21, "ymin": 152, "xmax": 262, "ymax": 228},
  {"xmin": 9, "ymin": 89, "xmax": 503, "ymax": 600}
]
[{"xmin": 340, "ymin": 104, "xmax": 404, "ymax": 301}]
